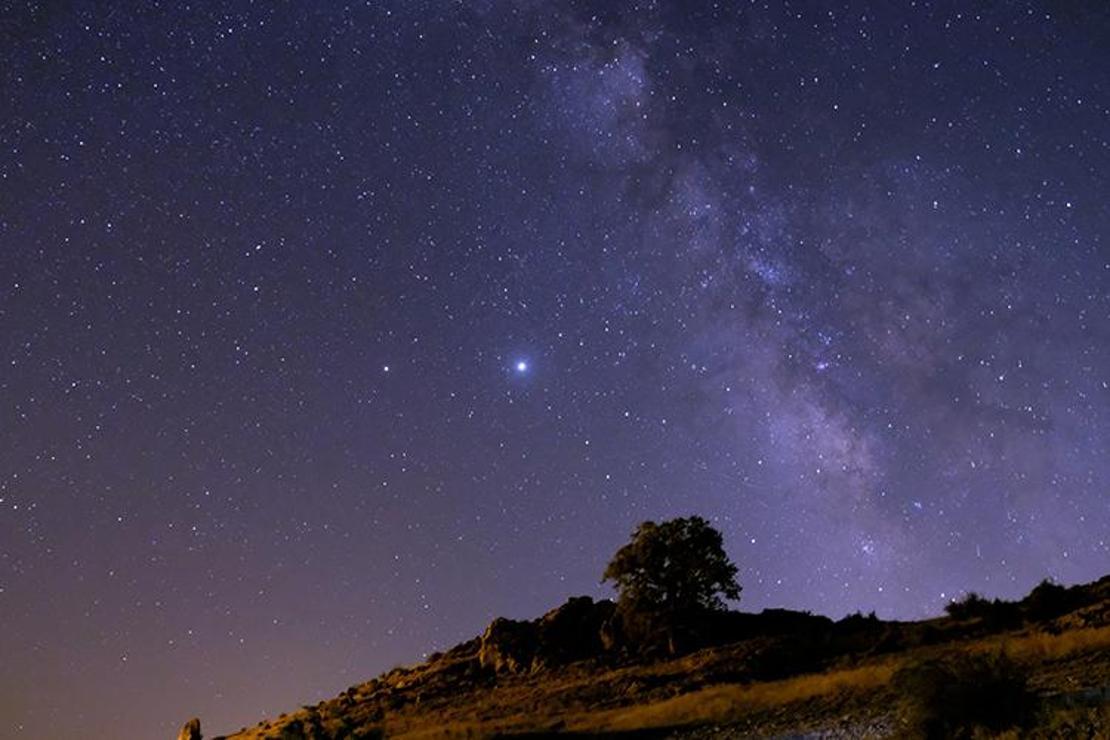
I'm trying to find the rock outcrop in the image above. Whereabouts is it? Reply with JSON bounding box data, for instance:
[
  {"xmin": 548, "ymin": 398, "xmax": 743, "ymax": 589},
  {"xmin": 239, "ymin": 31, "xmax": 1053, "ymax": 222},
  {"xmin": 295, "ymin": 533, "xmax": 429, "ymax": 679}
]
[
  {"xmin": 178, "ymin": 717, "xmax": 202, "ymax": 740},
  {"xmin": 478, "ymin": 616, "xmax": 537, "ymax": 673},
  {"xmin": 534, "ymin": 595, "xmax": 615, "ymax": 666},
  {"xmin": 478, "ymin": 596, "xmax": 616, "ymax": 674},
  {"xmin": 203, "ymin": 573, "xmax": 1110, "ymax": 739}
]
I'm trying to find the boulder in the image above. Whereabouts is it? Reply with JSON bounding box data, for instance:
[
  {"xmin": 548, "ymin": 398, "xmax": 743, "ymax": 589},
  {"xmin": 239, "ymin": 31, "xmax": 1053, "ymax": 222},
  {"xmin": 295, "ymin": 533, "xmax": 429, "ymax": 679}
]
[
  {"xmin": 478, "ymin": 617, "xmax": 538, "ymax": 673},
  {"xmin": 478, "ymin": 597, "xmax": 617, "ymax": 674},
  {"xmin": 178, "ymin": 718, "xmax": 202, "ymax": 740},
  {"xmin": 534, "ymin": 596, "xmax": 614, "ymax": 667}
]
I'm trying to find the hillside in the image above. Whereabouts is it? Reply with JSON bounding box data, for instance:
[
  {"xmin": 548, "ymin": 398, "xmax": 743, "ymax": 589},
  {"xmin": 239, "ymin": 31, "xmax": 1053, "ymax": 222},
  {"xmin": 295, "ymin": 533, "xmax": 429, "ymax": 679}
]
[{"xmin": 183, "ymin": 576, "xmax": 1110, "ymax": 739}]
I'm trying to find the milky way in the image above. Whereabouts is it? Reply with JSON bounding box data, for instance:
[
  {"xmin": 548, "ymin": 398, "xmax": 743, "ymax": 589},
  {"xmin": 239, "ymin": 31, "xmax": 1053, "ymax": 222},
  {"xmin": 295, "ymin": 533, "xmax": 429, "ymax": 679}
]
[{"xmin": 2, "ymin": 2, "xmax": 1109, "ymax": 737}]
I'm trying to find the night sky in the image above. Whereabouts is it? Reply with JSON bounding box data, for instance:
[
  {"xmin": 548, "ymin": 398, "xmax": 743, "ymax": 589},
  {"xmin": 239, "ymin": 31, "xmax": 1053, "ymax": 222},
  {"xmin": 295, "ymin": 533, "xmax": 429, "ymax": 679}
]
[{"xmin": 2, "ymin": 1, "xmax": 1109, "ymax": 737}]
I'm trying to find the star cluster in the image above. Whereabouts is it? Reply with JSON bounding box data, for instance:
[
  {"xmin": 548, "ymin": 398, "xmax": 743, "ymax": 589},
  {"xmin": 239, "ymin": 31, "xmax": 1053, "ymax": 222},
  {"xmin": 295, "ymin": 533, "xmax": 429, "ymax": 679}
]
[{"xmin": 1, "ymin": 2, "xmax": 1108, "ymax": 737}]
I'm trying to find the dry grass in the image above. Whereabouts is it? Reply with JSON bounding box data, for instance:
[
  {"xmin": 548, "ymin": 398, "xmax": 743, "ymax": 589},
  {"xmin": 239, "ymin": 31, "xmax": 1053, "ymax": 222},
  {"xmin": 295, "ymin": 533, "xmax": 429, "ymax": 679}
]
[
  {"xmin": 381, "ymin": 627, "xmax": 1110, "ymax": 737},
  {"xmin": 403, "ymin": 627, "xmax": 1110, "ymax": 736},
  {"xmin": 228, "ymin": 621, "xmax": 1110, "ymax": 739},
  {"xmin": 374, "ymin": 663, "xmax": 897, "ymax": 737},
  {"xmin": 562, "ymin": 661, "xmax": 896, "ymax": 732},
  {"xmin": 992, "ymin": 625, "xmax": 1110, "ymax": 663}
]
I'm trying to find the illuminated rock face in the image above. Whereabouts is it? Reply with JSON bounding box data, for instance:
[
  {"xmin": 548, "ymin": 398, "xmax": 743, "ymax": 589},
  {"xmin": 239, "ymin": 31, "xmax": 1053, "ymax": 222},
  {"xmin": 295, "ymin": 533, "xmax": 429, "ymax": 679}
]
[
  {"xmin": 478, "ymin": 596, "xmax": 617, "ymax": 674},
  {"xmin": 478, "ymin": 616, "xmax": 538, "ymax": 674},
  {"xmin": 177, "ymin": 717, "xmax": 201, "ymax": 740}
]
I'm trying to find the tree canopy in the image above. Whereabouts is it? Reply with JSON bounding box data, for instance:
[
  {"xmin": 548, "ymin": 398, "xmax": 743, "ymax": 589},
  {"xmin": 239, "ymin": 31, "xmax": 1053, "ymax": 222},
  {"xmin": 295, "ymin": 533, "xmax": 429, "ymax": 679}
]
[{"xmin": 602, "ymin": 515, "xmax": 741, "ymax": 614}]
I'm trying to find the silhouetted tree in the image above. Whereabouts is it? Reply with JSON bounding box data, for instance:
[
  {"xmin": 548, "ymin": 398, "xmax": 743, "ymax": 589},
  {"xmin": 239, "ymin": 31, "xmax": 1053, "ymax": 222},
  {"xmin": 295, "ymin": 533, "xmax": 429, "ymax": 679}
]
[{"xmin": 603, "ymin": 516, "xmax": 741, "ymax": 615}]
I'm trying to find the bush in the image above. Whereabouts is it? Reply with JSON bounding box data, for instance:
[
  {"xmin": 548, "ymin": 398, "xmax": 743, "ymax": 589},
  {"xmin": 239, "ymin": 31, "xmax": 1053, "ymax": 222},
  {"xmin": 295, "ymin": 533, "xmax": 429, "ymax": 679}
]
[
  {"xmin": 894, "ymin": 651, "xmax": 1038, "ymax": 738},
  {"xmin": 838, "ymin": 610, "xmax": 880, "ymax": 627},
  {"xmin": 944, "ymin": 592, "xmax": 1022, "ymax": 629},
  {"xmin": 945, "ymin": 592, "xmax": 992, "ymax": 620},
  {"xmin": 1023, "ymin": 578, "xmax": 1081, "ymax": 622}
]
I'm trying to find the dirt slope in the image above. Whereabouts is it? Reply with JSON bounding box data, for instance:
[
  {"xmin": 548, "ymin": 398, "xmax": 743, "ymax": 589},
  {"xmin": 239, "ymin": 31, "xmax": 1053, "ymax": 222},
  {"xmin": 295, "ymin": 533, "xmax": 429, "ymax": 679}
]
[{"xmin": 197, "ymin": 576, "xmax": 1110, "ymax": 739}]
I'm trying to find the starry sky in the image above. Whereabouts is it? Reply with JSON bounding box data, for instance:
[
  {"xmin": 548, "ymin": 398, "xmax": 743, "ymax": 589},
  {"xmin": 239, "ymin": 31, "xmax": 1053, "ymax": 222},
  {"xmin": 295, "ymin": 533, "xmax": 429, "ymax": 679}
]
[{"xmin": 2, "ymin": 1, "xmax": 1109, "ymax": 737}]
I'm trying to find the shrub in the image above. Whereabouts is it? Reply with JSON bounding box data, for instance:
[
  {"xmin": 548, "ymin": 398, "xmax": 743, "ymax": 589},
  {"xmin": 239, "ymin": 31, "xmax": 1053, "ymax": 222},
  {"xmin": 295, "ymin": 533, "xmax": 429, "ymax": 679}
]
[
  {"xmin": 894, "ymin": 651, "xmax": 1038, "ymax": 738},
  {"xmin": 945, "ymin": 592, "xmax": 992, "ymax": 619},
  {"xmin": 838, "ymin": 610, "xmax": 880, "ymax": 627},
  {"xmin": 944, "ymin": 592, "xmax": 1022, "ymax": 629},
  {"xmin": 1023, "ymin": 578, "xmax": 1081, "ymax": 622}
]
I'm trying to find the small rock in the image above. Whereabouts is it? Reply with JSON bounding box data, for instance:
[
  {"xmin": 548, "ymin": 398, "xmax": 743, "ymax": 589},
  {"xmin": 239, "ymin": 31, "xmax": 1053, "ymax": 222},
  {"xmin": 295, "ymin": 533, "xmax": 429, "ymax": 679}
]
[{"xmin": 178, "ymin": 717, "xmax": 202, "ymax": 740}]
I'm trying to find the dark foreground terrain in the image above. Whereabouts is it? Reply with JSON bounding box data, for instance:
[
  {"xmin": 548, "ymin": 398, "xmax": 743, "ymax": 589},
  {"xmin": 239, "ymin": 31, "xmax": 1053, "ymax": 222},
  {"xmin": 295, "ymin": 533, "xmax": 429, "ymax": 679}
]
[{"xmin": 184, "ymin": 576, "xmax": 1110, "ymax": 738}]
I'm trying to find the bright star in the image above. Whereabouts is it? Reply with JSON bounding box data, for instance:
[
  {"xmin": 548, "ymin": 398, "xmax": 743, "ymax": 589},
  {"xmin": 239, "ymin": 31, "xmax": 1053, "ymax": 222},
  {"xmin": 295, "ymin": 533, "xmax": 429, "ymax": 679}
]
[{"xmin": 515, "ymin": 360, "xmax": 528, "ymax": 373}]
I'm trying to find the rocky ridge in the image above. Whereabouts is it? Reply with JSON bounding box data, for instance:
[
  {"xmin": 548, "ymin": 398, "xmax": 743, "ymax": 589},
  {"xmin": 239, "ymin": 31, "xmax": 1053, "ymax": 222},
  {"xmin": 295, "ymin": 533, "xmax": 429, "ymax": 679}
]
[{"xmin": 183, "ymin": 575, "xmax": 1110, "ymax": 738}]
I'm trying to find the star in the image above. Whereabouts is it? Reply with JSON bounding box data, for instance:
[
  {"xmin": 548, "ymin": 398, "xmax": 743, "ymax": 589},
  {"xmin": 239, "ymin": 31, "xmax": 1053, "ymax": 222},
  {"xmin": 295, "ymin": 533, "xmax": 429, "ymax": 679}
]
[{"xmin": 514, "ymin": 360, "xmax": 529, "ymax": 373}]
